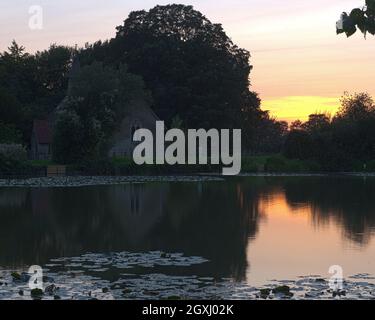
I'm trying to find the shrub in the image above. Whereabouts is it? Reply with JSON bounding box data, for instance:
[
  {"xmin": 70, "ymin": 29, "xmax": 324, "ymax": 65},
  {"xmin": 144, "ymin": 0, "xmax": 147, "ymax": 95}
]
[
  {"xmin": 241, "ymin": 159, "xmax": 259, "ymax": 173},
  {"xmin": 284, "ymin": 130, "xmax": 314, "ymax": 160},
  {"xmin": 265, "ymin": 156, "xmax": 286, "ymax": 172},
  {"xmin": 0, "ymin": 122, "xmax": 22, "ymax": 144},
  {"xmin": 0, "ymin": 144, "xmax": 27, "ymax": 161},
  {"xmin": 365, "ymin": 160, "xmax": 375, "ymax": 172},
  {"xmin": 0, "ymin": 154, "xmax": 34, "ymax": 175}
]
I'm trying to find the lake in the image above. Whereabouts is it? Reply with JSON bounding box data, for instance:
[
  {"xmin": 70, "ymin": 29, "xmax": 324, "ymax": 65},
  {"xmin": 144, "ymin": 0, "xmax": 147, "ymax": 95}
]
[{"xmin": 1, "ymin": 176, "xmax": 375, "ymax": 299}]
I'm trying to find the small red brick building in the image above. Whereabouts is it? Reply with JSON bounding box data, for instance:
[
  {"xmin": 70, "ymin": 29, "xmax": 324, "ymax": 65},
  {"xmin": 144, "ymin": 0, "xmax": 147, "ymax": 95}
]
[{"xmin": 30, "ymin": 120, "xmax": 53, "ymax": 160}]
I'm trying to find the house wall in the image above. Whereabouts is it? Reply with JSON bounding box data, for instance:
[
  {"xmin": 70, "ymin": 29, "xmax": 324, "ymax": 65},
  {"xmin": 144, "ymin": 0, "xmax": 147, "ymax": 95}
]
[
  {"xmin": 35, "ymin": 144, "xmax": 51, "ymax": 160},
  {"xmin": 31, "ymin": 133, "xmax": 51, "ymax": 160},
  {"xmin": 30, "ymin": 133, "xmax": 38, "ymax": 160},
  {"xmin": 108, "ymin": 100, "xmax": 159, "ymax": 158}
]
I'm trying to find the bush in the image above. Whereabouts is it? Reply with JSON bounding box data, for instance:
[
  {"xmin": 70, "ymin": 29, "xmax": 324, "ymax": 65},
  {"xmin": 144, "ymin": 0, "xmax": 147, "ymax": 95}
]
[
  {"xmin": 241, "ymin": 160, "xmax": 259, "ymax": 173},
  {"xmin": 0, "ymin": 122, "xmax": 22, "ymax": 144},
  {"xmin": 365, "ymin": 160, "xmax": 375, "ymax": 172},
  {"xmin": 304, "ymin": 160, "xmax": 322, "ymax": 172},
  {"xmin": 284, "ymin": 130, "xmax": 314, "ymax": 160},
  {"xmin": 0, "ymin": 144, "xmax": 27, "ymax": 161},
  {"xmin": 241, "ymin": 156, "xmax": 267, "ymax": 173},
  {"xmin": 265, "ymin": 156, "xmax": 287, "ymax": 172},
  {"xmin": 0, "ymin": 154, "xmax": 34, "ymax": 175}
]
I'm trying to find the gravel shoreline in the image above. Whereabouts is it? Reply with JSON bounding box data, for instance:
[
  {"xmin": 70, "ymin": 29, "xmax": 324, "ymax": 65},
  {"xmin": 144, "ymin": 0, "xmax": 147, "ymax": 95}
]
[
  {"xmin": 1, "ymin": 173, "xmax": 374, "ymax": 188},
  {"xmin": 0, "ymin": 175, "xmax": 225, "ymax": 188},
  {"xmin": 239, "ymin": 172, "xmax": 375, "ymax": 177}
]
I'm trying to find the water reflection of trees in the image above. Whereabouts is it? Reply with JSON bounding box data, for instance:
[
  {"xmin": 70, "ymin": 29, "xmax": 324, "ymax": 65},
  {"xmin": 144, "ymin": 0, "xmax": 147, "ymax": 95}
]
[
  {"xmin": 0, "ymin": 185, "xmax": 168, "ymax": 268},
  {"xmin": 0, "ymin": 182, "xmax": 262, "ymax": 281},
  {"xmin": 1, "ymin": 177, "xmax": 373, "ymax": 277},
  {"xmin": 281, "ymin": 177, "xmax": 375, "ymax": 245},
  {"xmin": 145, "ymin": 182, "xmax": 262, "ymax": 281}
]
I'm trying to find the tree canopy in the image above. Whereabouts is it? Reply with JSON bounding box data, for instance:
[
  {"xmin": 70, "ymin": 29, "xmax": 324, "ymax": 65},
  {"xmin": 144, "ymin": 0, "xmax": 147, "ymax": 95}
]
[
  {"xmin": 80, "ymin": 5, "xmax": 260, "ymax": 132},
  {"xmin": 1, "ymin": 5, "xmax": 286, "ymax": 160},
  {"xmin": 284, "ymin": 93, "xmax": 375, "ymax": 170},
  {"xmin": 0, "ymin": 41, "xmax": 73, "ymax": 144},
  {"xmin": 337, "ymin": 0, "xmax": 375, "ymax": 37}
]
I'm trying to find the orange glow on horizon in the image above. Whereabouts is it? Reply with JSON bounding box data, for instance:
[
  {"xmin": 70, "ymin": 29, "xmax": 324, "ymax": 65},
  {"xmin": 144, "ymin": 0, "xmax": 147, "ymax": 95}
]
[
  {"xmin": 1, "ymin": 0, "xmax": 374, "ymax": 124},
  {"xmin": 261, "ymin": 96, "xmax": 341, "ymax": 122}
]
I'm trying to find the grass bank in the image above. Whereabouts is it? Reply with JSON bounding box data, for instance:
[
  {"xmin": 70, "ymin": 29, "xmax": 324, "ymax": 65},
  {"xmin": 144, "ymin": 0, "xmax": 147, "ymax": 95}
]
[{"xmin": 2, "ymin": 155, "xmax": 375, "ymax": 177}]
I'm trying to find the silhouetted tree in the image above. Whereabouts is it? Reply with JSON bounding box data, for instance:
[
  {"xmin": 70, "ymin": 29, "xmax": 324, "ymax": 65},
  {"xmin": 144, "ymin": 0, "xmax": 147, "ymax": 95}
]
[
  {"xmin": 0, "ymin": 42, "xmax": 73, "ymax": 145},
  {"xmin": 284, "ymin": 93, "xmax": 375, "ymax": 170},
  {"xmin": 332, "ymin": 92, "xmax": 375, "ymax": 162},
  {"xmin": 80, "ymin": 4, "xmax": 261, "ymax": 133},
  {"xmin": 335, "ymin": 92, "xmax": 375, "ymax": 121},
  {"xmin": 303, "ymin": 113, "xmax": 331, "ymax": 133},
  {"xmin": 284, "ymin": 129, "xmax": 314, "ymax": 160}
]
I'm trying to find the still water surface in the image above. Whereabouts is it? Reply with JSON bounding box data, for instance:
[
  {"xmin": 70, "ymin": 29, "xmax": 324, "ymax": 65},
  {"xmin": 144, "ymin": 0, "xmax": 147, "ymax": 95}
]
[{"xmin": 1, "ymin": 176, "xmax": 375, "ymax": 287}]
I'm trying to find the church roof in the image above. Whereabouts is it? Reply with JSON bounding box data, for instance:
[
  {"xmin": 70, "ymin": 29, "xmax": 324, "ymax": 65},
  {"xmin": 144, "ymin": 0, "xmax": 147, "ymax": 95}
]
[{"xmin": 33, "ymin": 120, "xmax": 52, "ymax": 144}]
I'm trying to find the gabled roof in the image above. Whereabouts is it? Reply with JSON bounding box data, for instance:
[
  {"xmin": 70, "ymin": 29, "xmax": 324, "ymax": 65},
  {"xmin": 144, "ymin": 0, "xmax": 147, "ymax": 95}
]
[{"xmin": 33, "ymin": 120, "xmax": 52, "ymax": 144}]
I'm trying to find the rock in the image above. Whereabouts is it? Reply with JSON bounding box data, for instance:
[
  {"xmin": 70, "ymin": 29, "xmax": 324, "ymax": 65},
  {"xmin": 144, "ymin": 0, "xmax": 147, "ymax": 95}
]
[
  {"xmin": 273, "ymin": 285, "xmax": 293, "ymax": 297},
  {"xmin": 333, "ymin": 290, "xmax": 346, "ymax": 298},
  {"xmin": 102, "ymin": 287, "xmax": 109, "ymax": 293},
  {"xmin": 31, "ymin": 288, "xmax": 44, "ymax": 298},
  {"xmin": 54, "ymin": 295, "xmax": 61, "ymax": 300},
  {"xmin": 45, "ymin": 284, "xmax": 58, "ymax": 295},
  {"xmin": 260, "ymin": 288, "xmax": 271, "ymax": 296},
  {"xmin": 260, "ymin": 288, "xmax": 272, "ymax": 298},
  {"xmin": 143, "ymin": 290, "xmax": 159, "ymax": 296},
  {"xmin": 166, "ymin": 295, "xmax": 181, "ymax": 300},
  {"xmin": 18, "ymin": 290, "xmax": 24, "ymax": 296},
  {"xmin": 11, "ymin": 272, "xmax": 21, "ymax": 281}
]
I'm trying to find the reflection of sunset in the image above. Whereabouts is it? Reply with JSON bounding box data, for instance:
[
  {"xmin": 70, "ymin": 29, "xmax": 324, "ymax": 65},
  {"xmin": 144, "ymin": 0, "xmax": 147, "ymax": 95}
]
[
  {"xmin": 246, "ymin": 187, "xmax": 375, "ymax": 286},
  {"xmin": 258, "ymin": 191, "xmax": 310, "ymax": 221},
  {"xmin": 258, "ymin": 191, "xmax": 334, "ymax": 229}
]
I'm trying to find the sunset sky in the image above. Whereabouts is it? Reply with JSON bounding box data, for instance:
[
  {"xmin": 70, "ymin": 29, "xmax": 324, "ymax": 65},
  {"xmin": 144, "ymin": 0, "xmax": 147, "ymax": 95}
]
[{"xmin": 1, "ymin": 0, "xmax": 374, "ymax": 122}]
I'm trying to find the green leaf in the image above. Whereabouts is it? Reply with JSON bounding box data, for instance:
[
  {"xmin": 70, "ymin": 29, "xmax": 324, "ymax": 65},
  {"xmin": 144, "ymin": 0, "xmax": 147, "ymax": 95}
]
[
  {"xmin": 336, "ymin": 28, "xmax": 345, "ymax": 35},
  {"xmin": 366, "ymin": 17, "xmax": 375, "ymax": 34},
  {"xmin": 350, "ymin": 8, "xmax": 367, "ymax": 35},
  {"xmin": 343, "ymin": 16, "xmax": 357, "ymax": 37},
  {"xmin": 350, "ymin": 8, "xmax": 365, "ymax": 24}
]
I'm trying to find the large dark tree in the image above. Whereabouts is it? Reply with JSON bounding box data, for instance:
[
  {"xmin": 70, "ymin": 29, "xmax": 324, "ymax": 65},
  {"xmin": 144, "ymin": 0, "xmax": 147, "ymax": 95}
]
[
  {"xmin": 0, "ymin": 41, "xmax": 73, "ymax": 145},
  {"xmin": 80, "ymin": 4, "xmax": 260, "ymax": 132}
]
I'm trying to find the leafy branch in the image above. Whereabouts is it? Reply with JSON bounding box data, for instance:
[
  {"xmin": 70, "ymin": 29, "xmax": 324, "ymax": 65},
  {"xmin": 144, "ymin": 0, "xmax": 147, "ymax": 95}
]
[{"xmin": 337, "ymin": 0, "xmax": 375, "ymax": 37}]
